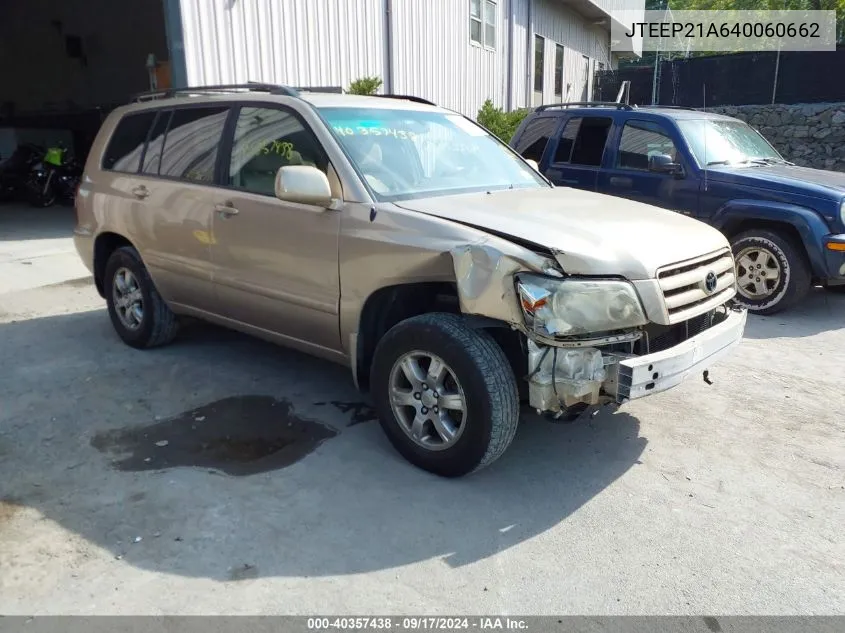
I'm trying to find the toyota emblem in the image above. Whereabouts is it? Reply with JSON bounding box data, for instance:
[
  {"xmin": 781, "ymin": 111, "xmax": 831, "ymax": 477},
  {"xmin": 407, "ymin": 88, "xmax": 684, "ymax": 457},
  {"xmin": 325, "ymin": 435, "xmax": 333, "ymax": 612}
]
[{"xmin": 704, "ymin": 271, "xmax": 718, "ymax": 294}]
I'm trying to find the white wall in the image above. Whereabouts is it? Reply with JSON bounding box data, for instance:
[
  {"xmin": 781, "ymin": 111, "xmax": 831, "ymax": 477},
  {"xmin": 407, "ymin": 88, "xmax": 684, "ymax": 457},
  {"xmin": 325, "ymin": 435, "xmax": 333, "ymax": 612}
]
[
  {"xmin": 390, "ymin": 0, "xmax": 505, "ymax": 114},
  {"xmin": 176, "ymin": 0, "xmax": 618, "ymax": 117},
  {"xmin": 179, "ymin": 0, "xmax": 386, "ymax": 90},
  {"xmin": 0, "ymin": 0, "xmax": 168, "ymax": 112},
  {"xmin": 510, "ymin": 0, "xmax": 614, "ymax": 109}
]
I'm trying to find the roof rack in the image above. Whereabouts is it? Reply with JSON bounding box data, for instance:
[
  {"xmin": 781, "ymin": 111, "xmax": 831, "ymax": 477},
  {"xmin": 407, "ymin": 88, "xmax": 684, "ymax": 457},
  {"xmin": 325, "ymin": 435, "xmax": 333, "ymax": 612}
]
[
  {"xmin": 534, "ymin": 101, "xmax": 634, "ymax": 112},
  {"xmin": 375, "ymin": 94, "xmax": 438, "ymax": 106},
  {"xmin": 132, "ymin": 83, "xmax": 300, "ymax": 102},
  {"xmin": 294, "ymin": 86, "xmax": 344, "ymax": 94},
  {"xmin": 639, "ymin": 104, "xmax": 698, "ymax": 111}
]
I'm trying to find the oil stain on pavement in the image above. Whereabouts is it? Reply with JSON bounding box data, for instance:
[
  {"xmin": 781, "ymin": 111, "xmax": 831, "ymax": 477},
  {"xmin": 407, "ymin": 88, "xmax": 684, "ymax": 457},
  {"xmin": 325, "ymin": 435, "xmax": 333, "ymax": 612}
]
[{"xmin": 91, "ymin": 396, "xmax": 337, "ymax": 476}]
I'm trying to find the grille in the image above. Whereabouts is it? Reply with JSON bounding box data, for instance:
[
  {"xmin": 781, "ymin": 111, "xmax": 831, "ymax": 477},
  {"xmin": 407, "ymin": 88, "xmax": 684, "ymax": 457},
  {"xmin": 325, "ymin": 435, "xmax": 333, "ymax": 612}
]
[
  {"xmin": 657, "ymin": 249, "xmax": 736, "ymax": 323},
  {"xmin": 637, "ymin": 310, "xmax": 715, "ymax": 355}
]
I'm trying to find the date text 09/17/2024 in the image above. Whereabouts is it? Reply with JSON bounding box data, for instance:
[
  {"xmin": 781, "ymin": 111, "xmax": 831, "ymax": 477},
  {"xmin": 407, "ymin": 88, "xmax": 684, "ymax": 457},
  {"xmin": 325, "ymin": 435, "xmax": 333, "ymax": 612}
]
[{"xmin": 307, "ymin": 617, "xmax": 529, "ymax": 630}]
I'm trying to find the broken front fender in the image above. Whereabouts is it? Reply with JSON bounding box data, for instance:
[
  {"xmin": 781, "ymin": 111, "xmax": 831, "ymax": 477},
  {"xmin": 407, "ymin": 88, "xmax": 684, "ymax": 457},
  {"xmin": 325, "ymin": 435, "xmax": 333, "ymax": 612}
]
[{"xmin": 450, "ymin": 240, "xmax": 561, "ymax": 327}]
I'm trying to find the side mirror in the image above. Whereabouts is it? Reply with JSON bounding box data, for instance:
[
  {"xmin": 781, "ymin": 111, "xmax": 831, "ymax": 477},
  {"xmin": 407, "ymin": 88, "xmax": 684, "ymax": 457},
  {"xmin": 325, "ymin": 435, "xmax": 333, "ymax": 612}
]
[
  {"xmin": 275, "ymin": 165, "xmax": 334, "ymax": 207},
  {"xmin": 525, "ymin": 158, "xmax": 540, "ymax": 172},
  {"xmin": 648, "ymin": 153, "xmax": 684, "ymax": 177}
]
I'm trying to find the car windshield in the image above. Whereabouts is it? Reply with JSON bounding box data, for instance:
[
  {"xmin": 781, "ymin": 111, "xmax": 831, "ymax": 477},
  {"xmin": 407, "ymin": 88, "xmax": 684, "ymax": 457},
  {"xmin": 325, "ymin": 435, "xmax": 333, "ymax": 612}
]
[
  {"xmin": 319, "ymin": 107, "xmax": 548, "ymax": 201},
  {"xmin": 678, "ymin": 119, "xmax": 786, "ymax": 166}
]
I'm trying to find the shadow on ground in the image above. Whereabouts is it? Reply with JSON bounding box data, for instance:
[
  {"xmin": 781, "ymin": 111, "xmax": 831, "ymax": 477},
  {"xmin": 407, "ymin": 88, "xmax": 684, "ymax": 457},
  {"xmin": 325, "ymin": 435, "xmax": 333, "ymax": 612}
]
[
  {"xmin": 0, "ymin": 307, "xmax": 646, "ymax": 581},
  {"xmin": 743, "ymin": 287, "xmax": 845, "ymax": 340},
  {"xmin": 0, "ymin": 204, "xmax": 75, "ymax": 241}
]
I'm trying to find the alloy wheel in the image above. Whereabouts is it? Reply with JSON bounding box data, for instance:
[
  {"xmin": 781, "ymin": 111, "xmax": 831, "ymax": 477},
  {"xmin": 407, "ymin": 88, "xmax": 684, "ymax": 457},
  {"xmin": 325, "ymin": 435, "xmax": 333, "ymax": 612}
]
[{"xmin": 388, "ymin": 351, "xmax": 467, "ymax": 451}]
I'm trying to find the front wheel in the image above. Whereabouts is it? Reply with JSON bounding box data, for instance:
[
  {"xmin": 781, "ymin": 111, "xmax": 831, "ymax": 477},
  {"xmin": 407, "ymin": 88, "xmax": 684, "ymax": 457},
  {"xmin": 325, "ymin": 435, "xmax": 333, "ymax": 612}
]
[
  {"xmin": 730, "ymin": 229, "xmax": 811, "ymax": 315},
  {"xmin": 370, "ymin": 313, "xmax": 520, "ymax": 478}
]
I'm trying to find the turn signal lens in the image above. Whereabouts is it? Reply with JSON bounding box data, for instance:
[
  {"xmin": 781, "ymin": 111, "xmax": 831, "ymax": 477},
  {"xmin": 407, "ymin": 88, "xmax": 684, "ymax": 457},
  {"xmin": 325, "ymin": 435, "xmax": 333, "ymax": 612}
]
[{"xmin": 518, "ymin": 283, "xmax": 551, "ymax": 314}]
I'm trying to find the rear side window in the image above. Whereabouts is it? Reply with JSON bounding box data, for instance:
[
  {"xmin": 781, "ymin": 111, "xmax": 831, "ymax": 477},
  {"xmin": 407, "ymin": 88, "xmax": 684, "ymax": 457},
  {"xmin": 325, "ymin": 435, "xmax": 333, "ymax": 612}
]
[
  {"xmin": 553, "ymin": 116, "xmax": 612, "ymax": 167},
  {"xmin": 141, "ymin": 110, "xmax": 172, "ymax": 175},
  {"xmin": 514, "ymin": 117, "xmax": 558, "ymax": 163},
  {"xmin": 159, "ymin": 106, "xmax": 229, "ymax": 184},
  {"xmin": 102, "ymin": 112, "xmax": 156, "ymax": 173}
]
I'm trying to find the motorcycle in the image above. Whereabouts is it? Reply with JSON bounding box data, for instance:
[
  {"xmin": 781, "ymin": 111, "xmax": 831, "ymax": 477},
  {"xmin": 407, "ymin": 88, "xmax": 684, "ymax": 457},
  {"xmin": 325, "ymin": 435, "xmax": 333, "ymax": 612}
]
[
  {"xmin": 0, "ymin": 143, "xmax": 45, "ymax": 203},
  {"xmin": 26, "ymin": 145, "xmax": 82, "ymax": 207}
]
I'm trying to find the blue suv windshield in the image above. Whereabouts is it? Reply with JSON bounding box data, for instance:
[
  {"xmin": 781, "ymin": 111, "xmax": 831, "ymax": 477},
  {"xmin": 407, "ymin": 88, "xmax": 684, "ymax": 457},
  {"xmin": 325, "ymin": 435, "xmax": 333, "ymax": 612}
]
[
  {"xmin": 678, "ymin": 119, "xmax": 785, "ymax": 166},
  {"xmin": 319, "ymin": 107, "xmax": 547, "ymax": 201}
]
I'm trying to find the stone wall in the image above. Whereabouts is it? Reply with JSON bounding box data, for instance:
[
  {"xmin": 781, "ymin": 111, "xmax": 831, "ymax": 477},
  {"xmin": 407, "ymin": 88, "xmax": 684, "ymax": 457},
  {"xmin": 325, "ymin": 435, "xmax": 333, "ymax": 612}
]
[{"xmin": 708, "ymin": 103, "xmax": 845, "ymax": 172}]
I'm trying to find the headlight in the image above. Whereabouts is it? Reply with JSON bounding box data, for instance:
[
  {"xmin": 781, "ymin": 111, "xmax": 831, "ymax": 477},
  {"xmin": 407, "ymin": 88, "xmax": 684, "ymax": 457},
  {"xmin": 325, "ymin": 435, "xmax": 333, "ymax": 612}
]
[
  {"xmin": 516, "ymin": 274, "xmax": 648, "ymax": 337},
  {"xmin": 840, "ymin": 199, "xmax": 845, "ymax": 227}
]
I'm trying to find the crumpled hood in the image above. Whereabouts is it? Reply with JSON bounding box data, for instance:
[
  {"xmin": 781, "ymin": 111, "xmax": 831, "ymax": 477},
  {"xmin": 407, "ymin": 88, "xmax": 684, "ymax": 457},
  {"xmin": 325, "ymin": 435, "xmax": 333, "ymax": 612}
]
[{"xmin": 395, "ymin": 187, "xmax": 729, "ymax": 280}]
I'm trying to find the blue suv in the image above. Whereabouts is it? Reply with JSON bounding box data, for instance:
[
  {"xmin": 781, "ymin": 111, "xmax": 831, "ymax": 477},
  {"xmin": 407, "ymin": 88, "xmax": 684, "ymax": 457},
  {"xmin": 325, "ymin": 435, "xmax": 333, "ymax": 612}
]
[{"xmin": 510, "ymin": 102, "xmax": 845, "ymax": 314}]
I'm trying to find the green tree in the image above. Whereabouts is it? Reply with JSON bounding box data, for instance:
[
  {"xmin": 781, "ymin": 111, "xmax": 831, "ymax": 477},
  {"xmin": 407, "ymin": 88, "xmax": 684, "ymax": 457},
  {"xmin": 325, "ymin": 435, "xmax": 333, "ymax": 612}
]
[
  {"xmin": 347, "ymin": 76, "xmax": 383, "ymax": 95},
  {"xmin": 475, "ymin": 99, "xmax": 530, "ymax": 142}
]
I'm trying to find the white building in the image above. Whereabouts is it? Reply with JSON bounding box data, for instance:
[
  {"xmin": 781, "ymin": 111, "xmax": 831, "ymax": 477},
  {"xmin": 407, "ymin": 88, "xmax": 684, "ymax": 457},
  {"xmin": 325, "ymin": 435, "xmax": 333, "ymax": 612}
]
[
  {"xmin": 0, "ymin": 0, "xmax": 643, "ymax": 160},
  {"xmin": 176, "ymin": 0, "xmax": 644, "ymax": 116}
]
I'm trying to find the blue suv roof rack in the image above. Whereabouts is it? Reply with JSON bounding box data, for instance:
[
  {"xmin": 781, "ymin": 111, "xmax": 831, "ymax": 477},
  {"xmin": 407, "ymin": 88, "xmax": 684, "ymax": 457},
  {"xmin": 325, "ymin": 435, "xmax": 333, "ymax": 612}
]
[{"xmin": 535, "ymin": 101, "xmax": 634, "ymax": 112}]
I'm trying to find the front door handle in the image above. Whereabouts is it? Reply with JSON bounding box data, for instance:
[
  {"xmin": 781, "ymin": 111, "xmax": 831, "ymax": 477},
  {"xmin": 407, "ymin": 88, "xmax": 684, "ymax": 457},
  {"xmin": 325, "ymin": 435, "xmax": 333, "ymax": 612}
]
[
  {"xmin": 215, "ymin": 202, "xmax": 239, "ymax": 218},
  {"xmin": 132, "ymin": 185, "xmax": 149, "ymax": 200},
  {"xmin": 609, "ymin": 176, "xmax": 633, "ymax": 188}
]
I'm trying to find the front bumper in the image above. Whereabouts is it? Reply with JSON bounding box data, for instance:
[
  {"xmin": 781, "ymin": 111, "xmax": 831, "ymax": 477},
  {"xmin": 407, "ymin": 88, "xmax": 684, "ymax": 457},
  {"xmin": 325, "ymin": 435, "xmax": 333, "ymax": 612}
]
[
  {"xmin": 823, "ymin": 234, "xmax": 845, "ymax": 281},
  {"xmin": 615, "ymin": 307, "xmax": 747, "ymax": 402}
]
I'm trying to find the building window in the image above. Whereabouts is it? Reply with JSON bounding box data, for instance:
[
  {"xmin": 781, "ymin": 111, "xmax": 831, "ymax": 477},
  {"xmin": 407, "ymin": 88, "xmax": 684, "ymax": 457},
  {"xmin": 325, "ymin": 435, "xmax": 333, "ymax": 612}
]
[
  {"xmin": 533, "ymin": 35, "xmax": 545, "ymax": 106},
  {"xmin": 554, "ymin": 44, "xmax": 565, "ymax": 102},
  {"xmin": 471, "ymin": 0, "xmax": 497, "ymax": 49}
]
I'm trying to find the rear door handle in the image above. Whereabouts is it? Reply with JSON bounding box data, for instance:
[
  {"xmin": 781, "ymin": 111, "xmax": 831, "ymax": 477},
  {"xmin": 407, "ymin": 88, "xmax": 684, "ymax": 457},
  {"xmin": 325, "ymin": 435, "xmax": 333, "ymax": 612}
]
[
  {"xmin": 609, "ymin": 176, "xmax": 633, "ymax": 188},
  {"xmin": 132, "ymin": 185, "xmax": 149, "ymax": 200},
  {"xmin": 215, "ymin": 202, "xmax": 239, "ymax": 218}
]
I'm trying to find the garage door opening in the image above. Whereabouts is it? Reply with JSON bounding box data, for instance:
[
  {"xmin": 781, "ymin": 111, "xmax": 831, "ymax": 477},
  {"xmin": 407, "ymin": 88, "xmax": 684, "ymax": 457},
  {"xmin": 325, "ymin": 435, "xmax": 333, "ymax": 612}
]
[{"xmin": 0, "ymin": 0, "xmax": 177, "ymax": 168}]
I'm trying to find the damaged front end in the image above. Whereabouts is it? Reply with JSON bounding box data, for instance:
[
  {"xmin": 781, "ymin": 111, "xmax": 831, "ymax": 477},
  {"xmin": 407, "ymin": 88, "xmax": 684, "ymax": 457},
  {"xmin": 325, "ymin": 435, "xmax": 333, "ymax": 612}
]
[
  {"xmin": 517, "ymin": 273, "xmax": 747, "ymax": 415},
  {"xmin": 450, "ymin": 242, "xmax": 747, "ymax": 417}
]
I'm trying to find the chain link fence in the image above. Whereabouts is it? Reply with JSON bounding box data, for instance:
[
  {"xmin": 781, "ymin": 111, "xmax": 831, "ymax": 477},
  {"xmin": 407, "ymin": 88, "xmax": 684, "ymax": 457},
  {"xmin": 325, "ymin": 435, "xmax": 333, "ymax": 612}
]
[{"xmin": 595, "ymin": 46, "xmax": 845, "ymax": 107}]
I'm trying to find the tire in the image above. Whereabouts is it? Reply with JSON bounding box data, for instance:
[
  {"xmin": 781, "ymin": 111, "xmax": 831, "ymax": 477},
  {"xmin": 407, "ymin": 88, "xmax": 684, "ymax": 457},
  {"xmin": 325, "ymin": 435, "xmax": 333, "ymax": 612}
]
[
  {"xmin": 104, "ymin": 246, "xmax": 179, "ymax": 349},
  {"xmin": 370, "ymin": 313, "xmax": 520, "ymax": 478},
  {"xmin": 730, "ymin": 229, "xmax": 811, "ymax": 315}
]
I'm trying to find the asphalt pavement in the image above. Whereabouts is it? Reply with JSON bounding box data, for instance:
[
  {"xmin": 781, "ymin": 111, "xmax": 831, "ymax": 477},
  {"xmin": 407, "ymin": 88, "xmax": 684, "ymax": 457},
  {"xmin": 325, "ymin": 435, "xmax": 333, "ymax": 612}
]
[{"xmin": 0, "ymin": 204, "xmax": 843, "ymax": 615}]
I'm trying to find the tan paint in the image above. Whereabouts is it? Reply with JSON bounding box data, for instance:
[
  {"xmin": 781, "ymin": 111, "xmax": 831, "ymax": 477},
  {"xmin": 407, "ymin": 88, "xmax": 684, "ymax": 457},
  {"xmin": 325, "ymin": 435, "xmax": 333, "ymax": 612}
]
[{"xmin": 75, "ymin": 92, "xmax": 740, "ymax": 405}]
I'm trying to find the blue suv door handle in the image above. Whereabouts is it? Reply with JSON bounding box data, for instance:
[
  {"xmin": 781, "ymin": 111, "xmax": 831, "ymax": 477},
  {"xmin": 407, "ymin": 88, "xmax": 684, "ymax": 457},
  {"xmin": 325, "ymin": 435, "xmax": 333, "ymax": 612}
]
[{"xmin": 609, "ymin": 176, "xmax": 633, "ymax": 188}]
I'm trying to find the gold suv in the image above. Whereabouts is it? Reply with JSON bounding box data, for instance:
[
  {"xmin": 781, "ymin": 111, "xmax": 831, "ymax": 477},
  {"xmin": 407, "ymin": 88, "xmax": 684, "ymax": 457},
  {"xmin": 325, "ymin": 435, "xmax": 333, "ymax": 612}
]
[{"xmin": 74, "ymin": 84, "xmax": 747, "ymax": 477}]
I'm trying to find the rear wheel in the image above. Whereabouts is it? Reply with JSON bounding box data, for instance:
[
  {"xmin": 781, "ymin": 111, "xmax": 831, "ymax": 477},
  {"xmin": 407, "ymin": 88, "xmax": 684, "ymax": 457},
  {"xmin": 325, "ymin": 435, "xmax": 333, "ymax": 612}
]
[
  {"xmin": 104, "ymin": 246, "xmax": 179, "ymax": 349},
  {"xmin": 730, "ymin": 229, "xmax": 811, "ymax": 315},
  {"xmin": 370, "ymin": 313, "xmax": 520, "ymax": 477}
]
